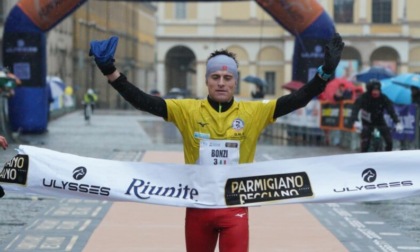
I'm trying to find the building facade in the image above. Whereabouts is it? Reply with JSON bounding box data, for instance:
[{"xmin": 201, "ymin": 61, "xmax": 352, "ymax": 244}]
[
  {"xmin": 156, "ymin": 0, "xmax": 420, "ymax": 99},
  {"xmin": 156, "ymin": 1, "xmax": 288, "ymax": 99},
  {"xmin": 0, "ymin": 1, "xmax": 157, "ymax": 110},
  {"xmin": 1, "ymin": 0, "xmax": 420, "ymax": 105},
  {"xmin": 46, "ymin": 19, "xmax": 74, "ymax": 91},
  {"xmin": 72, "ymin": 1, "xmax": 157, "ymax": 109},
  {"xmin": 0, "ymin": 1, "xmax": 19, "ymax": 70}
]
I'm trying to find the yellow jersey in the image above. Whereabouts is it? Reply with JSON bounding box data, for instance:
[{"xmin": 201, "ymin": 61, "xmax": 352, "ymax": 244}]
[{"xmin": 165, "ymin": 99, "xmax": 277, "ymax": 164}]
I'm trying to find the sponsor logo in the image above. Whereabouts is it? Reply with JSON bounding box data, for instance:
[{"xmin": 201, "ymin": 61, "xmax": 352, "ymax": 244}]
[
  {"xmin": 43, "ymin": 167, "xmax": 111, "ymax": 196},
  {"xmin": 333, "ymin": 168, "xmax": 413, "ymax": 193},
  {"xmin": 232, "ymin": 118, "xmax": 244, "ymax": 130},
  {"xmin": 224, "ymin": 172, "xmax": 313, "ymax": 205},
  {"xmin": 300, "ymin": 45, "xmax": 323, "ymax": 59},
  {"xmin": 197, "ymin": 121, "xmax": 208, "ymax": 127},
  {"xmin": 362, "ymin": 168, "xmax": 376, "ymax": 183},
  {"xmin": 0, "ymin": 154, "xmax": 29, "ymax": 185},
  {"xmin": 225, "ymin": 142, "xmax": 238, "ymax": 148},
  {"xmin": 125, "ymin": 179, "xmax": 199, "ymax": 201},
  {"xmin": 194, "ymin": 132, "xmax": 210, "ymax": 139},
  {"xmin": 73, "ymin": 167, "xmax": 87, "ymax": 180},
  {"xmin": 235, "ymin": 213, "xmax": 247, "ymax": 218},
  {"xmin": 5, "ymin": 39, "xmax": 38, "ymax": 53}
]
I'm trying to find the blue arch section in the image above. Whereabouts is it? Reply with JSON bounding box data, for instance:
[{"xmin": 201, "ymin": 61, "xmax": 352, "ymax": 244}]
[
  {"xmin": 292, "ymin": 11, "xmax": 336, "ymax": 83},
  {"xmin": 3, "ymin": 0, "xmax": 334, "ymax": 133},
  {"xmin": 2, "ymin": 1, "xmax": 87, "ymax": 132},
  {"xmin": 3, "ymin": 6, "xmax": 47, "ymax": 132}
]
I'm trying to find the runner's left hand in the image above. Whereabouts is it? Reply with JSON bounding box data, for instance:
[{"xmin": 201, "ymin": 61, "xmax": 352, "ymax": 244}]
[{"xmin": 323, "ymin": 33, "xmax": 345, "ymax": 74}]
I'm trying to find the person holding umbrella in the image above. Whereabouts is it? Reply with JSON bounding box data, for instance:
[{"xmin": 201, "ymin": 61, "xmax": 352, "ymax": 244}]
[
  {"xmin": 251, "ymin": 84, "xmax": 265, "ymax": 99},
  {"xmin": 243, "ymin": 75, "xmax": 266, "ymax": 99},
  {"xmin": 411, "ymin": 86, "xmax": 420, "ymax": 105},
  {"xmin": 89, "ymin": 33, "xmax": 344, "ymax": 251}
]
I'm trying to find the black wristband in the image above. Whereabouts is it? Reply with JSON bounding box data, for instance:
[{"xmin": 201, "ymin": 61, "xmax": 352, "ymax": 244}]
[{"xmin": 317, "ymin": 66, "xmax": 332, "ymax": 81}]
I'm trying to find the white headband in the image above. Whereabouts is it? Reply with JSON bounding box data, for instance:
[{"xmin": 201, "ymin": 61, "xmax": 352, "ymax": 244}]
[{"xmin": 206, "ymin": 55, "xmax": 238, "ymax": 80}]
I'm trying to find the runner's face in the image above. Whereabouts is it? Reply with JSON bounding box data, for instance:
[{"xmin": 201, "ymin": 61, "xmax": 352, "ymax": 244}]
[{"xmin": 206, "ymin": 70, "xmax": 236, "ymax": 103}]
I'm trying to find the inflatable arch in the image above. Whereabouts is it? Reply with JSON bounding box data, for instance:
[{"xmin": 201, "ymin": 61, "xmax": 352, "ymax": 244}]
[{"xmin": 2, "ymin": 0, "xmax": 335, "ymax": 133}]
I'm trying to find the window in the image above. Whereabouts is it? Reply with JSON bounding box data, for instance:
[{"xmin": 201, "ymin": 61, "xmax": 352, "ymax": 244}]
[
  {"xmin": 334, "ymin": 0, "xmax": 354, "ymax": 23},
  {"xmin": 265, "ymin": 72, "xmax": 276, "ymax": 95},
  {"xmin": 175, "ymin": 2, "xmax": 187, "ymax": 19},
  {"xmin": 372, "ymin": 0, "xmax": 391, "ymax": 23}
]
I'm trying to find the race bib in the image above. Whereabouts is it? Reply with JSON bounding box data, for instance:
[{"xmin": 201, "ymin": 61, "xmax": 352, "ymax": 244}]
[
  {"xmin": 199, "ymin": 139, "xmax": 240, "ymax": 165},
  {"xmin": 361, "ymin": 109, "xmax": 371, "ymax": 123}
]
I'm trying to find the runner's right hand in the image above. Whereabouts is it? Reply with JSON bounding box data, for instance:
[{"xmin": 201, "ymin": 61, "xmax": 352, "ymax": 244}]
[{"xmin": 89, "ymin": 36, "xmax": 119, "ymax": 75}]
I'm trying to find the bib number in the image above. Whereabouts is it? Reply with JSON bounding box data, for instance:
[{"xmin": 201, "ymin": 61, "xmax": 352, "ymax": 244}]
[{"xmin": 199, "ymin": 139, "xmax": 240, "ymax": 165}]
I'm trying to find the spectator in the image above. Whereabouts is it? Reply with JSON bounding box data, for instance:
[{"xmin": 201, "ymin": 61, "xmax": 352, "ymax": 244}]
[
  {"xmin": 0, "ymin": 135, "xmax": 7, "ymax": 197},
  {"xmin": 251, "ymin": 85, "xmax": 265, "ymax": 99},
  {"xmin": 0, "ymin": 135, "xmax": 8, "ymax": 150},
  {"xmin": 411, "ymin": 86, "xmax": 420, "ymax": 106},
  {"xmin": 333, "ymin": 83, "xmax": 352, "ymax": 102},
  {"xmin": 150, "ymin": 89, "xmax": 161, "ymax": 97}
]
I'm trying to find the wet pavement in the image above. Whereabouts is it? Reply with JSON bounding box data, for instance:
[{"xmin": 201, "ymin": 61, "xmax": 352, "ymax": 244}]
[{"xmin": 0, "ymin": 109, "xmax": 420, "ymax": 251}]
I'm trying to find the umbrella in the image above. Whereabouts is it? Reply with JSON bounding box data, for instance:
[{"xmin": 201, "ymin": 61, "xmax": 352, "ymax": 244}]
[
  {"xmin": 391, "ymin": 73, "xmax": 420, "ymax": 88},
  {"xmin": 46, "ymin": 76, "xmax": 66, "ymax": 98},
  {"xmin": 380, "ymin": 78, "xmax": 411, "ymax": 105},
  {"xmin": 282, "ymin": 80, "xmax": 304, "ymax": 91},
  {"xmin": 355, "ymin": 66, "xmax": 396, "ymax": 83},
  {"xmin": 243, "ymin": 75, "xmax": 267, "ymax": 87},
  {"xmin": 318, "ymin": 78, "xmax": 356, "ymax": 102}
]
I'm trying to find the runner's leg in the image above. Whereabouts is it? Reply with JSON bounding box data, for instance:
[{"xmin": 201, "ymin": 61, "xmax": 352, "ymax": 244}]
[
  {"xmin": 218, "ymin": 207, "xmax": 249, "ymax": 252},
  {"xmin": 185, "ymin": 208, "xmax": 218, "ymax": 252}
]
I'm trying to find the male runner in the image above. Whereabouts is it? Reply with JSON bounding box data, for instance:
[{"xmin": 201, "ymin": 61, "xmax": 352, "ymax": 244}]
[{"xmin": 89, "ymin": 33, "xmax": 344, "ymax": 252}]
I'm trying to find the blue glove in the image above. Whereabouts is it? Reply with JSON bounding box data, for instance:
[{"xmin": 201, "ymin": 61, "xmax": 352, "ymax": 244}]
[{"xmin": 89, "ymin": 36, "xmax": 119, "ymax": 75}]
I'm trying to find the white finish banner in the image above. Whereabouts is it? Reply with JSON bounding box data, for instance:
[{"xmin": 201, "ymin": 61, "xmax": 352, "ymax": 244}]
[{"xmin": 1, "ymin": 145, "xmax": 420, "ymax": 208}]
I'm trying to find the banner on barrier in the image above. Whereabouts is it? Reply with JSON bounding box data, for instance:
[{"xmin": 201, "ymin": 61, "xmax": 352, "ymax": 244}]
[
  {"xmin": 1, "ymin": 145, "xmax": 420, "ymax": 208},
  {"xmin": 320, "ymin": 102, "xmax": 417, "ymax": 138},
  {"xmin": 277, "ymin": 99, "xmax": 320, "ymax": 128}
]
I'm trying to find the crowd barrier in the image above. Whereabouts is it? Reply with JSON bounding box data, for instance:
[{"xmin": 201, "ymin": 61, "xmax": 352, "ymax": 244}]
[{"xmin": 262, "ymin": 99, "xmax": 420, "ymax": 151}]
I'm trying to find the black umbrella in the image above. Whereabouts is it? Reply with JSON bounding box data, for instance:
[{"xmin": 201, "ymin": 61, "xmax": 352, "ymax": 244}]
[{"xmin": 243, "ymin": 75, "xmax": 267, "ymax": 87}]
